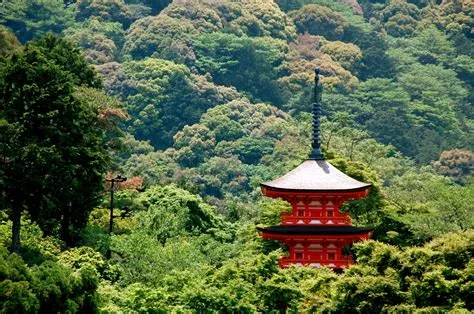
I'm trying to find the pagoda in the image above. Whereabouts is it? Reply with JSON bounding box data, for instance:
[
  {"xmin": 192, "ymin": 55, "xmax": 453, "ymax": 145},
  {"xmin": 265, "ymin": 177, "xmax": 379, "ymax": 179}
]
[{"xmin": 257, "ymin": 67, "xmax": 373, "ymax": 269}]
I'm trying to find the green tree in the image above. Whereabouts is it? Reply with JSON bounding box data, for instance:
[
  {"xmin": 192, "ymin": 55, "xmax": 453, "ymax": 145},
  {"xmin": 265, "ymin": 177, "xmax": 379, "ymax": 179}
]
[
  {"xmin": 75, "ymin": 0, "xmax": 134, "ymax": 27},
  {"xmin": 99, "ymin": 58, "xmax": 239, "ymax": 148},
  {"xmin": 229, "ymin": 0, "xmax": 297, "ymax": 40},
  {"xmin": 0, "ymin": 35, "xmax": 109, "ymax": 250},
  {"xmin": 63, "ymin": 18, "xmax": 126, "ymax": 64},
  {"xmin": 289, "ymin": 4, "xmax": 349, "ymax": 40},
  {"xmin": 0, "ymin": 0, "xmax": 74, "ymax": 43},
  {"xmin": 160, "ymin": 0, "xmax": 296, "ymax": 41},
  {"xmin": 194, "ymin": 32, "xmax": 287, "ymax": 103},
  {"xmin": 438, "ymin": 0, "xmax": 474, "ymax": 56},
  {"xmin": 371, "ymin": 0, "xmax": 421, "ymax": 37},
  {"xmin": 126, "ymin": 0, "xmax": 172, "ymax": 15},
  {"xmin": 352, "ymin": 78, "xmax": 415, "ymax": 156},
  {"xmin": 174, "ymin": 125, "xmax": 217, "ymax": 167},
  {"xmin": 399, "ymin": 64, "xmax": 468, "ymax": 162},
  {"xmin": 123, "ymin": 15, "xmax": 198, "ymax": 62},
  {"xmin": 320, "ymin": 41, "xmax": 362, "ymax": 70},
  {"xmin": 386, "ymin": 170, "xmax": 473, "ymax": 242},
  {"xmin": 0, "ymin": 26, "xmax": 21, "ymax": 58},
  {"xmin": 0, "ymin": 246, "xmax": 100, "ymax": 312}
]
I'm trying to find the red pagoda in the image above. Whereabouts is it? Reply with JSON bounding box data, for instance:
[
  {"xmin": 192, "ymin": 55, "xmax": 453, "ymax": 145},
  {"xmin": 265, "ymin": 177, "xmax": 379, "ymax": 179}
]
[{"xmin": 257, "ymin": 67, "xmax": 373, "ymax": 269}]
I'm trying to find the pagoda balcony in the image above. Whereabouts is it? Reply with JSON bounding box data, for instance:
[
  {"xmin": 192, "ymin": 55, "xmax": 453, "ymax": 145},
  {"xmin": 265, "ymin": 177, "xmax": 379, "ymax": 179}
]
[
  {"xmin": 280, "ymin": 215, "xmax": 351, "ymax": 226},
  {"xmin": 279, "ymin": 258, "xmax": 352, "ymax": 269}
]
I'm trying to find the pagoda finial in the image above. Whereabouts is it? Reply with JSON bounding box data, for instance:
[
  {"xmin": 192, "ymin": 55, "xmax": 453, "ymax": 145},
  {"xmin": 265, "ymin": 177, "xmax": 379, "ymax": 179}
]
[{"xmin": 309, "ymin": 66, "xmax": 325, "ymax": 160}]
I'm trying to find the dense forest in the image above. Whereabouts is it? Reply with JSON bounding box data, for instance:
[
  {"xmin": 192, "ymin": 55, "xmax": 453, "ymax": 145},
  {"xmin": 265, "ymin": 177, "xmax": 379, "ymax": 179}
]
[{"xmin": 0, "ymin": 0, "xmax": 473, "ymax": 312}]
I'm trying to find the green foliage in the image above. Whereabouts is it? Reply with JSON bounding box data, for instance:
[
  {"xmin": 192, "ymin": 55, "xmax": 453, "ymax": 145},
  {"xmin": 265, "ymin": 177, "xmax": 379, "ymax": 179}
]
[
  {"xmin": 373, "ymin": 0, "xmax": 421, "ymax": 37},
  {"xmin": 0, "ymin": 216, "xmax": 62, "ymax": 266},
  {"xmin": 0, "ymin": 246, "xmax": 100, "ymax": 313},
  {"xmin": 386, "ymin": 170, "xmax": 473, "ymax": 242},
  {"xmin": 320, "ymin": 41, "xmax": 362, "ymax": 70},
  {"xmin": 0, "ymin": 247, "xmax": 40, "ymax": 313},
  {"xmin": 121, "ymin": 149, "xmax": 180, "ymax": 186},
  {"xmin": 135, "ymin": 185, "xmax": 232, "ymax": 243},
  {"xmin": 28, "ymin": 34, "xmax": 102, "ymax": 88},
  {"xmin": 228, "ymin": 0, "xmax": 297, "ymax": 41},
  {"xmin": 162, "ymin": 1, "xmax": 226, "ymax": 33},
  {"xmin": 162, "ymin": 0, "xmax": 296, "ymax": 41},
  {"xmin": 109, "ymin": 185, "xmax": 235, "ymax": 288},
  {"xmin": 123, "ymin": 15, "xmax": 198, "ymax": 62},
  {"xmin": 0, "ymin": 0, "xmax": 74, "ymax": 43},
  {"xmin": 127, "ymin": 0, "xmax": 172, "ymax": 15},
  {"xmin": 165, "ymin": 99, "xmax": 302, "ymax": 206},
  {"xmin": 64, "ymin": 19, "xmax": 126, "ymax": 64},
  {"xmin": 75, "ymin": 0, "xmax": 135, "ymax": 27},
  {"xmin": 0, "ymin": 26, "xmax": 21, "ymax": 58},
  {"xmin": 341, "ymin": 232, "xmax": 474, "ymax": 312},
  {"xmin": 0, "ymin": 35, "xmax": 109, "ymax": 248},
  {"xmin": 399, "ymin": 64, "xmax": 468, "ymax": 162},
  {"xmin": 99, "ymin": 57, "xmax": 239, "ymax": 148},
  {"xmin": 99, "ymin": 282, "xmax": 169, "ymax": 313},
  {"xmin": 4, "ymin": 1, "xmax": 474, "ymax": 312},
  {"xmin": 352, "ymin": 78, "xmax": 415, "ymax": 156},
  {"xmin": 330, "ymin": 273, "xmax": 404, "ymax": 313},
  {"xmin": 290, "ymin": 4, "xmax": 349, "ymax": 40},
  {"xmin": 194, "ymin": 32, "xmax": 287, "ymax": 103}
]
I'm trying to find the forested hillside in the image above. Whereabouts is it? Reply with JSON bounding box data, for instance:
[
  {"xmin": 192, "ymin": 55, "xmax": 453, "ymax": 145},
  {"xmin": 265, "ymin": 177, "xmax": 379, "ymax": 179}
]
[{"xmin": 0, "ymin": 0, "xmax": 473, "ymax": 312}]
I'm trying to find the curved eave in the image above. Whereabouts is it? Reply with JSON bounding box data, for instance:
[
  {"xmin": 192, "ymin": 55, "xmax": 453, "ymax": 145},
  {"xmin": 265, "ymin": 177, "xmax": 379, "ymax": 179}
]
[
  {"xmin": 260, "ymin": 185, "xmax": 371, "ymax": 199},
  {"xmin": 260, "ymin": 183, "xmax": 371, "ymax": 193},
  {"xmin": 260, "ymin": 160, "xmax": 371, "ymax": 196}
]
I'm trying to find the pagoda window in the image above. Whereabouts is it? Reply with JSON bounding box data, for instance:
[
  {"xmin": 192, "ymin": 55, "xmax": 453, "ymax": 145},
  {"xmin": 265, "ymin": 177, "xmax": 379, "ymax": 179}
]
[
  {"xmin": 298, "ymin": 210, "xmax": 304, "ymax": 216},
  {"xmin": 294, "ymin": 243, "xmax": 305, "ymax": 259},
  {"xmin": 308, "ymin": 244, "xmax": 322, "ymax": 250},
  {"xmin": 295, "ymin": 201, "xmax": 305, "ymax": 216},
  {"xmin": 327, "ymin": 210, "xmax": 333, "ymax": 217},
  {"xmin": 308, "ymin": 200, "xmax": 322, "ymax": 211},
  {"xmin": 328, "ymin": 253, "xmax": 335, "ymax": 260}
]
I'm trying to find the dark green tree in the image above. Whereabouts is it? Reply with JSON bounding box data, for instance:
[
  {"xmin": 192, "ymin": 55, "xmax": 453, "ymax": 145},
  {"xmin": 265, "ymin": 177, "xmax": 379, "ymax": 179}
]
[
  {"xmin": 194, "ymin": 32, "xmax": 287, "ymax": 103},
  {"xmin": 99, "ymin": 57, "xmax": 239, "ymax": 148},
  {"xmin": 0, "ymin": 35, "xmax": 109, "ymax": 251},
  {"xmin": 0, "ymin": 0, "xmax": 74, "ymax": 43},
  {"xmin": 75, "ymin": 0, "xmax": 134, "ymax": 27}
]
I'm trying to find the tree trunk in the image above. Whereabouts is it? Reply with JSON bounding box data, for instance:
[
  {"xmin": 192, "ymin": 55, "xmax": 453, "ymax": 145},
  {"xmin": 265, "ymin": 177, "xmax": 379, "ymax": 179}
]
[
  {"xmin": 10, "ymin": 205, "xmax": 21, "ymax": 253},
  {"xmin": 61, "ymin": 201, "xmax": 72, "ymax": 247}
]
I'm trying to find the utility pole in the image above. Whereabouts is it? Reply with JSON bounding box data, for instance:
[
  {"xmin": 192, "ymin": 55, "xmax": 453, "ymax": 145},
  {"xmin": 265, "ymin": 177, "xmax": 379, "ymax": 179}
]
[{"xmin": 106, "ymin": 175, "xmax": 126, "ymax": 258}]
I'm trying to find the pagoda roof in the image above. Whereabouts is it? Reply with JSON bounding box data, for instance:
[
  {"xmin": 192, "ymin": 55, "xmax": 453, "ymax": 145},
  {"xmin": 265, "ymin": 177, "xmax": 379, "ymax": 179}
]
[
  {"xmin": 261, "ymin": 160, "xmax": 371, "ymax": 192},
  {"xmin": 257, "ymin": 225, "xmax": 373, "ymax": 235}
]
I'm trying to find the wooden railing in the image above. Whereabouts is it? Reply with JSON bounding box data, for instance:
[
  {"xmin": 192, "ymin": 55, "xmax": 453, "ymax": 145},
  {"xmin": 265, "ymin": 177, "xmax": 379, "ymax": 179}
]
[
  {"xmin": 280, "ymin": 215, "xmax": 351, "ymax": 225},
  {"xmin": 279, "ymin": 258, "xmax": 352, "ymax": 269}
]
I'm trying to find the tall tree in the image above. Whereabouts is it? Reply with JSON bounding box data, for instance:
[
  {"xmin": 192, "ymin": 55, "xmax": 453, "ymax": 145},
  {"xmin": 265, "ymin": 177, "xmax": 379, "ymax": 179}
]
[{"xmin": 0, "ymin": 35, "xmax": 110, "ymax": 251}]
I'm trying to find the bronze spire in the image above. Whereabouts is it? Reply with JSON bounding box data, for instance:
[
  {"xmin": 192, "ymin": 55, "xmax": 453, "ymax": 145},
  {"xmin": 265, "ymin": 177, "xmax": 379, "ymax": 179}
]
[{"xmin": 309, "ymin": 66, "xmax": 324, "ymax": 160}]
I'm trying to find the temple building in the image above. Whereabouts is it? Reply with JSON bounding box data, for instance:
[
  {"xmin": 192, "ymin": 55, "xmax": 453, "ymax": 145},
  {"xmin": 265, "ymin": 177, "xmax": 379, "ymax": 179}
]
[{"xmin": 257, "ymin": 67, "xmax": 373, "ymax": 269}]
